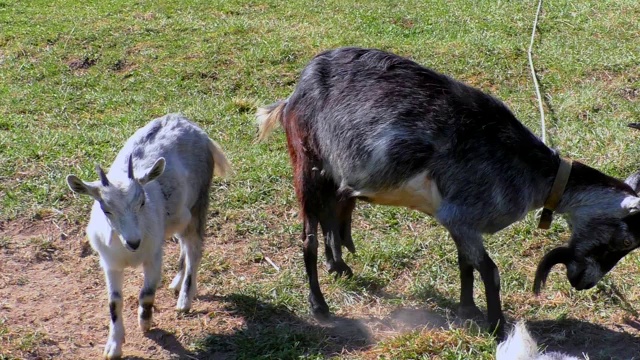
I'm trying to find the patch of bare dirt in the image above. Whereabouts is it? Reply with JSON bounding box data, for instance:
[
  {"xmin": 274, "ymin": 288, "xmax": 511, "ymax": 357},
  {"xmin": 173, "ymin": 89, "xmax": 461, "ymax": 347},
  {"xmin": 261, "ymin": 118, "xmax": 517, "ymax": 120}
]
[
  {"xmin": 0, "ymin": 218, "xmax": 214, "ymax": 359},
  {"xmin": 1, "ymin": 216, "xmax": 640, "ymax": 359},
  {"xmin": 583, "ymin": 67, "xmax": 640, "ymax": 102},
  {"xmin": 110, "ymin": 59, "xmax": 137, "ymax": 75},
  {"xmin": 67, "ymin": 56, "xmax": 97, "ymax": 73}
]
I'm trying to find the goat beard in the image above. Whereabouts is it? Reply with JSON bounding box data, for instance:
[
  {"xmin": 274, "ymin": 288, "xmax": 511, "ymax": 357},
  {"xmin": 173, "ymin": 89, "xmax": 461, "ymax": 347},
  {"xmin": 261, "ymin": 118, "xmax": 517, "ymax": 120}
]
[{"xmin": 533, "ymin": 247, "xmax": 573, "ymax": 295}]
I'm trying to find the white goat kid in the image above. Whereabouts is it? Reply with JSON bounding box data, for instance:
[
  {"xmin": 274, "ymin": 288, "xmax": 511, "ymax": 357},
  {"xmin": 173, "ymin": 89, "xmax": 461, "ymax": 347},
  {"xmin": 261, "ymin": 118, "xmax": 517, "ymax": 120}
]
[{"xmin": 67, "ymin": 113, "xmax": 231, "ymax": 359}]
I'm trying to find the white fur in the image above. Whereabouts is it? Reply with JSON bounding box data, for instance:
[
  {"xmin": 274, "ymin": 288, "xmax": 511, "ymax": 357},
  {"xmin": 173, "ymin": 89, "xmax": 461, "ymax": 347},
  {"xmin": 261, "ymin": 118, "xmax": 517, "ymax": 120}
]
[
  {"xmin": 67, "ymin": 114, "xmax": 230, "ymax": 359},
  {"xmin": 497, "ymin": 322, "xmax": 581, "ymax": 360},
  {"xmin": 355, "ymin": 171, "xmax": 443, "ymax": 215}
]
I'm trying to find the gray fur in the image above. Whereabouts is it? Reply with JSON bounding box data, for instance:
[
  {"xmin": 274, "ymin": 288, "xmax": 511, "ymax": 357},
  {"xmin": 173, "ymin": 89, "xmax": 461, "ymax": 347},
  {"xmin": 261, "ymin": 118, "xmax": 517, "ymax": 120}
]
[
  {"xmin": 625, "ymin": 171, "xmax": 640, "ymax": 193},
  {"xmin": 257, "ymin": 47, "xmax": 640, "ymax": 337}
]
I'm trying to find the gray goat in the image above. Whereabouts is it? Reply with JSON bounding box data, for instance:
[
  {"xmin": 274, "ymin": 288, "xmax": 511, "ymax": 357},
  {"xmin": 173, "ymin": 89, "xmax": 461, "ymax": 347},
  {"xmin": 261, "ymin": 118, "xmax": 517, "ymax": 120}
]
[
  {"xmin": 256, "ymin": 47, "xmax": 640, "ymax": 337},
  {"xmin": 67, "ymin": 113, "xmax": 230, "ymax": 359}
]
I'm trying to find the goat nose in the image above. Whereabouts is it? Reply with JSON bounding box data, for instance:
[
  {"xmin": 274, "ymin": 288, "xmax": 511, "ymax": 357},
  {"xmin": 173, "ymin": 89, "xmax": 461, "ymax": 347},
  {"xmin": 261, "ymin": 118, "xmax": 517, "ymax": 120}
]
[{"xmin": 127, "ymin": 240, "xmax": 141, "ymax": 250}]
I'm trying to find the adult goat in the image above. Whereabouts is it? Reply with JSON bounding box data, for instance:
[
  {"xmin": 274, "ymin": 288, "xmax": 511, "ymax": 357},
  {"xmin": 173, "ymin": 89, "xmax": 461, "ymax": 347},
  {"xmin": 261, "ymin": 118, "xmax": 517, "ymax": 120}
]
[
  {"xmin": 256, "ymin": 47, "xmax": 640, "ymax": 337},
  {"xmin": 67, "ymin": 113, "xmax": 230, "ymax": 359}
]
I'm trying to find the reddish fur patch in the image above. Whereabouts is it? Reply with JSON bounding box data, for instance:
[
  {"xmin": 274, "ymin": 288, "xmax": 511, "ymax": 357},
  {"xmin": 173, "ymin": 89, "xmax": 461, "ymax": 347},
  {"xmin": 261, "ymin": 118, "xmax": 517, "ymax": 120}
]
[
  {"xmin": 282, "ymin": 109, "xmax": 319, "ymax": 220},
  {"xmin": 282, "ymin": 112, "xmax": 302, "ymax": 214}
]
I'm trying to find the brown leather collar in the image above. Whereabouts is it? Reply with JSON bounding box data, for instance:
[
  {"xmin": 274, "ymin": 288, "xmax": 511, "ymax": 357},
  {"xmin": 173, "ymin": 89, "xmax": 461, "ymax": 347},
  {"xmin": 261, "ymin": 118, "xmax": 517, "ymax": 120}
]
[{"xmin": 538, "ymin": 157, "xmax": 572, "ymax": 229}]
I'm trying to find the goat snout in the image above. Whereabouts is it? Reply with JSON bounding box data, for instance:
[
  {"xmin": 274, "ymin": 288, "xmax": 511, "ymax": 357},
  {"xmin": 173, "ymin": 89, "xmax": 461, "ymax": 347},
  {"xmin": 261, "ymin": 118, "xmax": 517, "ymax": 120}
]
[
  {"xmin": 567, "ymin": 261, "xmax": 600, "ymax": 290},
  {"xmin": 124, "ymin": 239, "xmax": 141, "ymax": 251}
]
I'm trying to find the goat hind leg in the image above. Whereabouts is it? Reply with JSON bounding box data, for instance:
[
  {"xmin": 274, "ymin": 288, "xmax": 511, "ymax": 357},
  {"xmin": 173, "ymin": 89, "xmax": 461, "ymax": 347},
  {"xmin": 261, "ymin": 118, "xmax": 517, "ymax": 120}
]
[
  {"xmin": 303, "ymin": 215, "xmax": 330, "ymax": 319},
  {"xmin": 176, "ymin": 226, "xmax": 203, "ymax": 312},
  {"xmin": 322, "ymin": 217, "xmax": 352, "ymax": 279},
  {"xmin": 337, "ymin": 198, "xmax": 356, "ymax": 254},
  {"xmin": 169, "ymin": 247, "xmax": 185, "ymax": 295}
]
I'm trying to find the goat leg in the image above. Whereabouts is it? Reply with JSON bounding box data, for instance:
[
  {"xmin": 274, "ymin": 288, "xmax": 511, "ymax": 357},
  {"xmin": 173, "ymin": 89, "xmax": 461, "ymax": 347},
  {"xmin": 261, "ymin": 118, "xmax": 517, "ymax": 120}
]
[
  {"xmin": 478, "ymin": 252, "xmax": 505, "ymax": 339},
  {"xmin": 176, "ymin": 225, "xmax": 202, "ymax": 313},
  {"xmin": 104, "ymin": 269, "xmax": 124, "ymax": 360},
  {"xmin": 169, "ymin": 249, "xmax": 185, "ymax": 296},
  {"xmin": 456, "ymin": 252, "xmax": 483, "ymax": 320},
  {"xmin": 451, "ymin": 231, "xmax": 505, "ymax": 339},
  {"xmin": 303, "ymin": 215, "xmax": 330, "ymax": 319},
  {"xmin": 338, "ymin": 198, "xmax": 356, "ymax": 254},
  {"xmin": 139, "ymin": 256, "xmax": 161, "ymax": 332},
  {"xmin": 322, "ymin": 218, "xmax": 353, "ymax": 279}
]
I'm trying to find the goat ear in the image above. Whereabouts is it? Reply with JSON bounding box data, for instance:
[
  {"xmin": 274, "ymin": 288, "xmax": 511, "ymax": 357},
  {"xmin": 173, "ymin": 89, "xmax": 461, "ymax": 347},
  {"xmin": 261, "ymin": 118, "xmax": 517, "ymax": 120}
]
[
  {"xmin": 138, "ymin": 157, "xmax": 165, "ymax": 185},
  {"xmin": 625, "ymin": 171, "xmax": 640, "ymax": 194},
  {"xmin": 66, "ymin": 175, "xmax": 102, "ymax": 200},
  {"xmin": 622, "ymin": 196, "xmax": 640, "ymax": 215}
]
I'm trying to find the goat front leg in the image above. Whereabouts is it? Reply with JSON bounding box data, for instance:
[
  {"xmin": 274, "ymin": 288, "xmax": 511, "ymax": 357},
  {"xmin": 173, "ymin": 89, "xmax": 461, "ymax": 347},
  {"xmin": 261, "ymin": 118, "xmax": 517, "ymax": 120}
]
[
  {"xmin": 455, "ymin": 251, "xmax": 483, "ymax": 320},
  {"xmin": 478, "ymin": 252, "xmax": 504, "ymax": 338},
  {"xmin": 450, "ymin": 231, "xmax": 505, "ymax": 338},
  {"xmin": 104, "ymin": 269, "xmax": 124, "ymax": 359},
  {"xmin": 139, "ymin": 253, "xmax": 161, "ymax": 332}
]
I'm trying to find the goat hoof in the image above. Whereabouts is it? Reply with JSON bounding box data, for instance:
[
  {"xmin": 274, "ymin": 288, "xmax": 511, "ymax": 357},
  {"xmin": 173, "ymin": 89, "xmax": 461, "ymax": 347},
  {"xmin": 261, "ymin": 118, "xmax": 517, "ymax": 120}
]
[
  {"xmin": 176, "ymin": 300, "xmax": 192, "ymax": 314},
  {"xmin": 103, "ymin": 340, "xmax": 123, "ymax": 359},
  {"xmin": 327, "ymin": 261, "xmax": 353, "ymax": 279},
  {"xmin": 457, "ymin": 304, "xmax": 484, "ymax": 320},
  {"xmin": 139, "ymin": 317, "xmax": 152, "ymax": 332},
  {"xmin": 176, "ymin": 293, "xmax": 193, "ymax": 313},
  {"xmin": 309, "ymin": 299, "xmax": 330, "ymax": 321},
  {"xmin": 176, "ymin": 305, "xmax": 191, "ymax": 314}
]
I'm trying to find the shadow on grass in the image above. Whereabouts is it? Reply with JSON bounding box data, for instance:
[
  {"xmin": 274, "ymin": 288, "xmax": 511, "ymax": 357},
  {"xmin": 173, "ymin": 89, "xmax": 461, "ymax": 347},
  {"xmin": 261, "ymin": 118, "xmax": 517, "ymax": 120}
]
[
  {"xmin": 188, "ymin": 293, "xmax": 373, "ymax": 360},
  {"xmin": 128, "ymin": 284, "xmax": 640, "ymax": 360},
  {"xmin": 411, "ymin": 283, "xmax": 640, "ymax": 359}
]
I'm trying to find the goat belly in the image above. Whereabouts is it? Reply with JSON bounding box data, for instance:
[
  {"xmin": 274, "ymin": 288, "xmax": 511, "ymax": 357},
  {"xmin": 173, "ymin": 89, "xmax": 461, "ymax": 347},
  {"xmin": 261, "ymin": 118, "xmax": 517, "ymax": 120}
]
[{"xmin": 355, "ymin": 171, "xmax": 442, "ymax": 215}]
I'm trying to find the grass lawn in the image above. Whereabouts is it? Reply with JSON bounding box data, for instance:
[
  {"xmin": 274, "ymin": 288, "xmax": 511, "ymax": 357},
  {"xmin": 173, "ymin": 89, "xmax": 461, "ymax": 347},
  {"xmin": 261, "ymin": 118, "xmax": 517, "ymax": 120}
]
[{"xmin": 1, "ymin": 0, "xmax": 639, "ymax": 359}]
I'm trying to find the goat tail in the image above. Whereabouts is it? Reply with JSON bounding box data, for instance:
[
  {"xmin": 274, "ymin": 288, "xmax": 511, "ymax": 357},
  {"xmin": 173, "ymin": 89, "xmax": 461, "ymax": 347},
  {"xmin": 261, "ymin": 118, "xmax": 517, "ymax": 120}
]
[
  {"xmin": 208, "ymin": 138, "xmax": 232, "ymax": 178},
  {"xmin": 255, "ymin": 100, "xmax": 287, "ymax": 142},
  {"xmin": 496, "ymin": 322, "xmax": 540, "ymax": 360}
]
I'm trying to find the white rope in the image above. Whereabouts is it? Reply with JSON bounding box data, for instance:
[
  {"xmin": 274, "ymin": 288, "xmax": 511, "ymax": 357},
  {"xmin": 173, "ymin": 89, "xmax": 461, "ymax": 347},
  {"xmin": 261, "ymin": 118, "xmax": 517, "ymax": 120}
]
[{"xmin": 528, "ymin": 0, "xmax": 546, "ymax": 144}]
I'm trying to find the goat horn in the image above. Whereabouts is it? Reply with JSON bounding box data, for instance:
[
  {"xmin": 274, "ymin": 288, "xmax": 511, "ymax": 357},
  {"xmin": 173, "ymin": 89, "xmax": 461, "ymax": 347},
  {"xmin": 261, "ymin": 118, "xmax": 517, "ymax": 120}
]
[
  {"xmin": 128, "ymin": 154, "xmax": 134, "ymax": 179},
  {"xmin": 95, "ymin": 164, "xmax": 109, "ymax": 186},
  {"xmin": 628, "ymin": 123, "xmax": 640, "ymax": 130},
  {"xmin": 533, "ymin": 246, "xmax": 573, "ymax": 295}
]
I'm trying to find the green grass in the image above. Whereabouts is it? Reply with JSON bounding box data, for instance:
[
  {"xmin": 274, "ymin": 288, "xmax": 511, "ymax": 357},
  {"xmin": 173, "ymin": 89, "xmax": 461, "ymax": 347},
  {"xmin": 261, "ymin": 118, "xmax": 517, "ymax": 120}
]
[{"xmin": 1, "ymin": 0, "xmax": 640, "ymax": 358}]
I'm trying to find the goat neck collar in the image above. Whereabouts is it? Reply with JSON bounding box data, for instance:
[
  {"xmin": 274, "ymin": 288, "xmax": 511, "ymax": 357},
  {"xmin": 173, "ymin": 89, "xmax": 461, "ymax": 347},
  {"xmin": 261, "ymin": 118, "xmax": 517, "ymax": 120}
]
[{"xmin": 538, "ymin": 157, "xmax": 573, "ymax": 229}]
